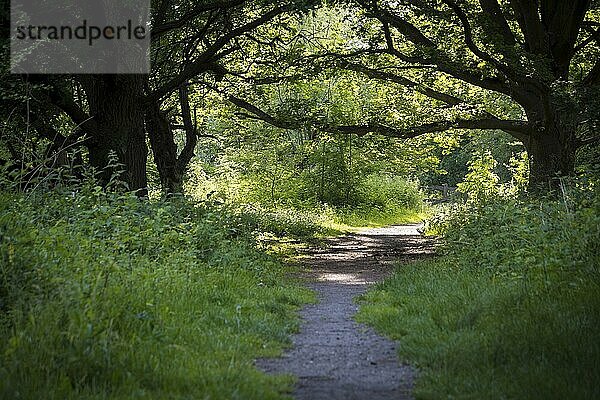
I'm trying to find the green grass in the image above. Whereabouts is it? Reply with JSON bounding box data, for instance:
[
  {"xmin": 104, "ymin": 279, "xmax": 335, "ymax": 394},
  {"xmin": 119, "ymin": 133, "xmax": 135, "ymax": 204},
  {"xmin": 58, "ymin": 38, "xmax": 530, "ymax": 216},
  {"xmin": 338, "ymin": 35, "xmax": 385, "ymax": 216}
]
[
  {"xmin": 357, "ymin": 185, "xmax": 600, "ymax": 400},
  {"xmin": 328, "ymin": 207, "xmax": 427, "ymax": 229},
  {"xmin": 0, "ymin": 188, "xmax": 313, "ymax": 399},
  {"xmin": 191, "ymin": 173, "xmax": 427, "ymax": 236},
  {"xmin": 221, "ymin": 203, "xmax": 427, "ymax": 244},
  {"xmin": 228, "ymin": 204, "xmax": 340, "ymax": 239}
]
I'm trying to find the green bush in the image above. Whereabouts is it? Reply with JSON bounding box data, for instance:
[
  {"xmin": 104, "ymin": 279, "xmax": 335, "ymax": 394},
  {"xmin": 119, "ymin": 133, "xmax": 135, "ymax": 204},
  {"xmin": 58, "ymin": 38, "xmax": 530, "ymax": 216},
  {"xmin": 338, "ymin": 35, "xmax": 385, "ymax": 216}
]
[
  {"xmin": 0, "ymin": 187, "xmax": 312, "ymax": 399},
  {"xmin": 326, "ymin": 175, "xmax": 425, "ymax": 226},
  {"xmin": 358, "ymin": 180, "xmax": 600, "ymax": 399},
  {"xmin": 226, "ymin": 203, "xmax": 334, "ymax": 239},
  {"xmin": 189, "ymin": 161, "xmax": 426, "ymax": 229},
  {"xmin": 353, "ymin": 175, "xmax": 422, "ymax": 211}
]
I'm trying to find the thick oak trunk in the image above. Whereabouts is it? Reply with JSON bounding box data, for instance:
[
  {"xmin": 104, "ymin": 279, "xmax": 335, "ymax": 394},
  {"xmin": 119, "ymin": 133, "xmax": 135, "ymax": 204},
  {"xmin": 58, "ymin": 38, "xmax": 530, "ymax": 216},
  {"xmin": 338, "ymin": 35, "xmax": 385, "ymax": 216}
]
[
  {"xmin": 526, "ymin": 134, "xmax": 576, "ymax": 189},
  {"xmin": 82, "ymin": 75, "xmax": 148, "ymax": 195},
  {"xmin": 523, "ymin": 114, "xmax": 577, "ymax": 190}
]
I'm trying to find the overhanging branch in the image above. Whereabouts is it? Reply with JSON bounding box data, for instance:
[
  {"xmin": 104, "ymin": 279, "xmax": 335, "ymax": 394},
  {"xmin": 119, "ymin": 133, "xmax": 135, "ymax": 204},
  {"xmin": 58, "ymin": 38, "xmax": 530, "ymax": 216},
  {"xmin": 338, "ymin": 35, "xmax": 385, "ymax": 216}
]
[
  {"xmin": 148, "ymin": 5, "xmax": 291, "ymax": 102},
  {"xmin": 441, "ymin": 0, "xmax": 536, "ymax": 88},
  {"xmin": 369, "ymin": 9, "xmax": 514, "ymax": 97},
  {"xmin": 322, "ymin": 118, "xmax": 532, "ymax": 139},
  {"xmin": 341, "ymin": 62, "xmax": 464, "ymax": 106},
  {"xmin": 151, "ymin": 0, "xmax": 247, "ymax": 40},
  {"xmin": 209, "ymin": 86, "xmax": 532, "ymax": 141}
]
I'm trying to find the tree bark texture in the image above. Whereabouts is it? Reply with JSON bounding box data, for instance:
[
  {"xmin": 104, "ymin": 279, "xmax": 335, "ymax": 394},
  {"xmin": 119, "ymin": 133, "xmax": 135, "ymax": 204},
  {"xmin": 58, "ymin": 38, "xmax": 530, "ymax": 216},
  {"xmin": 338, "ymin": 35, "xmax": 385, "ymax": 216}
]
[{"xmin": 81, "ymin": 75, "xmax": 148, "ymax": 195}]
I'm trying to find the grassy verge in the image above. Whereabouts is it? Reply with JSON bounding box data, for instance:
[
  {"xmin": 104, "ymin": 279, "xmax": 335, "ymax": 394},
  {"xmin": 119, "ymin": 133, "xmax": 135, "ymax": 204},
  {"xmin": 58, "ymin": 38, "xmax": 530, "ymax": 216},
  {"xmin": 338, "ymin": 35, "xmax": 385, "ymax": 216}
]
[
  {"xmin": 357, "ymin": 185, "xmax": 600, "ymax": 399},
  {"xmin": 0, "ymin": 188, "xmax": 313, "ymax": 399}
]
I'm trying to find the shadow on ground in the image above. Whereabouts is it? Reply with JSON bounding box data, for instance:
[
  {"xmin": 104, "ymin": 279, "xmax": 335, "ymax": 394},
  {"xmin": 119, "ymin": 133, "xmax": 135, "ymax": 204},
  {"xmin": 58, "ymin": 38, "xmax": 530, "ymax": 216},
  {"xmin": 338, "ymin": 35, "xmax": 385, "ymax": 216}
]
[{"xmin": 256, "ymin": 224, "xmax": 436, "ymax": 400}]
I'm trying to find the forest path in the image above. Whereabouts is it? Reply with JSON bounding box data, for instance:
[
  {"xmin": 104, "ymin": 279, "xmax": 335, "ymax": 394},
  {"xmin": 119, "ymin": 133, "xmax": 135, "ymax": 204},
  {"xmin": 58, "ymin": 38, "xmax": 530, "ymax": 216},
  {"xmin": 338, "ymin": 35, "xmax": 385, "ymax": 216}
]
[{"xmin": 257, "ymin": 225, "xmax": 436, "ymax": 400}]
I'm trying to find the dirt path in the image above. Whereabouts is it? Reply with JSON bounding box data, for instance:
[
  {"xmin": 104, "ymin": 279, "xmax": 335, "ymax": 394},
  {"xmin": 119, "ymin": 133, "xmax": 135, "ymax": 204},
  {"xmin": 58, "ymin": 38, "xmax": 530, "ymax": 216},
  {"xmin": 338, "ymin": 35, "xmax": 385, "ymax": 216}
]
[{"xmin": 257, "ymin": 224, "xmax": 436, "ymax": 400}]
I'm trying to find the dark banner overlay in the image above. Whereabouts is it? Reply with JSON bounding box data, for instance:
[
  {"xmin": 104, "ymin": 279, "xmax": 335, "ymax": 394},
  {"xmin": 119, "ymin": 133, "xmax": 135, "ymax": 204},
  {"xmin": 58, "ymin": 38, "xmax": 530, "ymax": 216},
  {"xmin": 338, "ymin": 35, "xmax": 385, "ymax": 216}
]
[{"xmin": 11, "ymin": 0, "xmax": 151, "ymax": 74}]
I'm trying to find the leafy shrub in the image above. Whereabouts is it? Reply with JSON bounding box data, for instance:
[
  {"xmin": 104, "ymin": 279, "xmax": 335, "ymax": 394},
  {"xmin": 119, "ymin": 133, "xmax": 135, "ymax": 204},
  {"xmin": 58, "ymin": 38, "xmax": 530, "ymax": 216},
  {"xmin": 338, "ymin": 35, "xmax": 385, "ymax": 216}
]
[
  {"xmin": 0, "ymin": 187, "xmax": 312, "ymax": 399},
  {"xmin": 355, "ymin": 174, "xmax": 423, "ymax": 211},
  {"xmin": 434, "ymin": 177, "xmax": 600, "ymax": 276},
  {"xmin": 456, "ymin": 151, "xmax": 501, "ymax": 204},
  {"xmin": 225, "ymin": 203, "xmax": 333, "ymax": 238},
  {"xmin": 186, "ymin": 142, "xmax": 426, "ymax": 228}
]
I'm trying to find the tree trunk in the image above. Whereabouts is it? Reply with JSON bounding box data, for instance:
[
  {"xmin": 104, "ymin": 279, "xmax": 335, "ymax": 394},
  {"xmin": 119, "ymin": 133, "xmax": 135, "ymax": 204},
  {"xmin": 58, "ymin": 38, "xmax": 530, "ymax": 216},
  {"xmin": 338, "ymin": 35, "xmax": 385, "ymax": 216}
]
[
  {"xmin": 146, "ymin": 87, "xmax": 198, "ymax": 196},
  {"xmin": 81, "ymin": 75, "xmax": 148, "ymax": 196},
  {"xmin": 524, "ymin": 125, "xmax": 577, "ymax": 190},
  {"xmin": 145, "ymin": 102, "xmax": 184, "ymax": 195}
]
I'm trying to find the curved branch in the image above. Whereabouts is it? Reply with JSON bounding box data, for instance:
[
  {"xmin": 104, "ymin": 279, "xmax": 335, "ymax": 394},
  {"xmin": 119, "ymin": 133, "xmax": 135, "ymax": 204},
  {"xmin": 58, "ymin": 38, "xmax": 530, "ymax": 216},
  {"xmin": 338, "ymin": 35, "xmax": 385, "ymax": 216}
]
[
  {"xmin": 479, "ymin": 0, "xmax": 517, "ymax": 45},
  {"xmin": 441, "ymin": 0, "xmax": 529, "ymax": 85},
  {"xmin": 226, "ymin": 93, "xmax": 300, "ymax": 130},
  {"xmin": 148, "ymin": 5, "xmax": 291, "ymax": 102},
  {"xmin": 341, "ymin": 62, "xmax": 464, "ymax": 106},
  {"xmin": 376, "ymin": 9, "xmax": 436, "ymax": 48},
  {"xmin": 213, "ymin": 86, "xmax": 531, "ymax": 142},
  {"xmin": 371, "ymin": 9, "xmax": 514, "ymax": 96},
  {"xmin": 323, "ymin": 118, "xmax": 532, "ymax": 140},
  {"xmin": 151, "ymin": 0, "xmax": 246, "ymax": 40},
  {"xmin": 45, "ymin": 86, "xmax": 99, "ymax": 137}
]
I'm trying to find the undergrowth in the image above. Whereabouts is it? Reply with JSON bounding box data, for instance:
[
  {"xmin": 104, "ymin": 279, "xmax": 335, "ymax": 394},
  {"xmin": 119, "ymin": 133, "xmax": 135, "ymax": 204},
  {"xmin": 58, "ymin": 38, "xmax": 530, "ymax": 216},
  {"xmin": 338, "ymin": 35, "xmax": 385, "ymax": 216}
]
[
  {"xmin": 0, "ymin": 185, "xmax": 313, "ymax": 399},
  {"xmin": 357, "ymin": 180, "xmax": 600, "ymax": 399},
  {"xmin": 189, "ymin": 173, "xmax": 426, "ymax": 234}
]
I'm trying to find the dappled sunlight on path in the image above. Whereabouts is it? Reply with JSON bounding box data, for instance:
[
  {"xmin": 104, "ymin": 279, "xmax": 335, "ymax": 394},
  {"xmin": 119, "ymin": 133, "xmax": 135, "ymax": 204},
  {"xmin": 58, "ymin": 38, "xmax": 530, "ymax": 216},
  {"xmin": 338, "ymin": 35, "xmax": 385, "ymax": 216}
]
[
  {"xmin": 257, "ymin": 224, "xmax": 436, "ymax": 400},
  {"xmin": 316, "ymin": 273, "xmax": 367, "ymax": 285}
]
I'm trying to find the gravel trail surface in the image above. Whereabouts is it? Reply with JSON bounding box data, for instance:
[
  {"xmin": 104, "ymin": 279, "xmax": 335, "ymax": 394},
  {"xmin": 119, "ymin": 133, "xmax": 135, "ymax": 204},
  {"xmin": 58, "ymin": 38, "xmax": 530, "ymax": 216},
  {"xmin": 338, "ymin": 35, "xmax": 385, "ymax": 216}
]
[{"xmin": 257, "ymin": 225, "xmax": 435, "ymax": 400}]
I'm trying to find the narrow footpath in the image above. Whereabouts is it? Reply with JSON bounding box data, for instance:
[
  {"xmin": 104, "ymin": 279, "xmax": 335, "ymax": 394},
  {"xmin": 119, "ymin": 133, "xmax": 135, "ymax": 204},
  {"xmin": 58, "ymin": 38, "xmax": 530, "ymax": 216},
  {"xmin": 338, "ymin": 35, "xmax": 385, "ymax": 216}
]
[{"xmin": 257, "ymin": 225, "xmax": 436, "ymax": 400}]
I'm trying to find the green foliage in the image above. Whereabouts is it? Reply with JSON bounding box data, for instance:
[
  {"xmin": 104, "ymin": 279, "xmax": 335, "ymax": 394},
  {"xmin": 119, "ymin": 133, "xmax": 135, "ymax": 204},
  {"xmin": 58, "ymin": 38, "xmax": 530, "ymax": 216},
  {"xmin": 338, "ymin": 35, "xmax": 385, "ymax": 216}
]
[
  {"xmin": 451, "ymin": 146, "xmax": 531, "ymax": 207},
  {"xmin": 185, "ymin": 118, "xmax": 426, "ymax": 228},
  {"xmin": 358, "ymin": 175, "xmax": 423, "ymax": 211},
  {"xmin": 329, "ymin": 175, "xmax": 425, "ymax": 226},
  {"xmin": 191, "ymin": 158, "xmax": 425, "ymax": 230},
  {"xmin": 507, "ymin": 150, "xmax": 529, "ymax": 192},
  {"xmin": 456, "ymin": 151, "xmax": 501, "ymax": 203},
  {"xmin": 0, "ymin": 187, "xmax": 313, "ymax": 399},
  {"xmin": 417, "ymin": 131, "xmax": 526, "ymax": 187},
  {"xmin": 357, "ymin": 180, "xmax": 600, "ymax": 399},
  {"xmin": 228, "ymin": 204, "xmax": 335, "ymax": 239}
]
